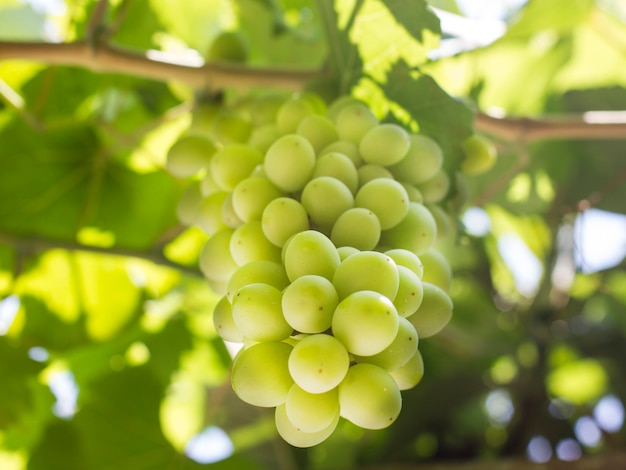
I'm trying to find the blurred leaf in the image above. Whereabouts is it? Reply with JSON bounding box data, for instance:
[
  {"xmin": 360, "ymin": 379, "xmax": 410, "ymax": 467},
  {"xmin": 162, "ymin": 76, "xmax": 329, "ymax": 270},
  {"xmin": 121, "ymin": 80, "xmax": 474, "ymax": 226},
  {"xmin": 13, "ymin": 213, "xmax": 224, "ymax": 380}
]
[
  {"xmin": 0, "ymin": 4, "xmax": 46, "ymax": 40},
  {"xmin": 383, "ymin": 0, "xmax": 441, "ymax": 42}
]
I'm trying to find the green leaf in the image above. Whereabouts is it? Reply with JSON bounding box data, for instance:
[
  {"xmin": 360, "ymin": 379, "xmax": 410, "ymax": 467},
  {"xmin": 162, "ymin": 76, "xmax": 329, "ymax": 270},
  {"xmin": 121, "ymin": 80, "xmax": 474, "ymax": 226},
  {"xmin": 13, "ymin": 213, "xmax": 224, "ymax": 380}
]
[{"xmin": 383, "ymin": 0, "xmax": 441, "ymax": 42}]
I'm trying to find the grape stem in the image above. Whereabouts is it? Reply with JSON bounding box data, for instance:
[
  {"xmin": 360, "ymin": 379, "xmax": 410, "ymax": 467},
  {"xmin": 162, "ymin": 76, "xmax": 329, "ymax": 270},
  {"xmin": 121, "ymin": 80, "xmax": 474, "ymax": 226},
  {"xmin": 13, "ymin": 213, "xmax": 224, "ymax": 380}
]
[{"xmin": 2, "ymin": 40, "xmax": 626, "ymax": 140}]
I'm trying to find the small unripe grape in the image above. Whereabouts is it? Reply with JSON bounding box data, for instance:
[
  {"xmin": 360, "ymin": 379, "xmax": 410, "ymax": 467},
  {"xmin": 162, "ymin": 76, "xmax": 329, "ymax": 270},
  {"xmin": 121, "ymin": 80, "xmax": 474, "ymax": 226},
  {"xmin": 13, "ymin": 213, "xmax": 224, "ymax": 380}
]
[
  {"xmin": 199, "ymin": 229, "xmax": 238, "ymax": 282},
  {"xmin": 390, "ymin": 350, "xmax": 424, "ymax": 390},
  {"xmin": 359, "ymin": 124, "xmax": 410, "ymax": 166},
  {"xmin": 417, "ymin": 170, "xmax": 450, "ymax": 203},
  {"xmin": 313, "ymin": 152, "xmax": 359, "ymax": 194},
  {"xmin": 380, "ymin": 202, "xmax": 437, "ymax": 255},
  {"xmin": 226, "ymin": 260, "xmax": 289, "ymax": 302},
  {"xmin": 264, "ymin": 134, "xmax": 316, "ymax": 193},
  {"xmin": 420, "ymin": 248, "xmax": 453, "ymax": 292},
  {"xmin": 296, "ymin": 114, "xmax": 339, "ymax": 154},
  {"xmin": 212, "ymin": 295, "xmax": 243, "ymax": 343},
  {"xmin": 282, "ymin": 275, "xmax": 338, "ymax": 333},
  {"xmin": 286, "ymin": 385, "xmax": 340, "ymax": 433},
  {"xmin": 384, "ymin": 249, "xmax": 424, "ymax": 279},
  {"xmin": 283, "ymin": 230, "xmax": 340, "ymax": 282},
  {"xmin": 461, "ymin": 134, "xmax": 497, "ymax": 175},
  {"xmin": 231, "ymin": 283, "xmax": 292, "ymax": 341},
  {"xmin": 301, "ymin": 177, "xmax": 354, "ymax": 231},
  {"xmin": 210, "ymin": 144, "xmax": 263, "ymax": 191},
  {"xmin": 275, "ymin": 403, "xmax": 340, "ymax": 448},
  {"xmin": 207, "ymin": 31, "xmax": 249, "ymax": 63},
  {"xmin": 232, "ymin": 177, "xmax": 283, "ymax": 222},
  {"xmin": 166, "ymin": 135, "xmax": 216, "ymax": 178},
  {"xmin": 409, "ymin": 282, "xmax": 453, "ymax": 338},
  {"xmin": 354, "ymin": 316, "xmax": 419, "ymax": 371},
  {"xmin": 332, "ymin": 251, "xmax": 399, "ymax": 301},
  {"xmin": 330, "ymin": 208, "xmax": 381, "ymax": 251},
  {"xmin": 355, "ymin": 179, "xmax": 409, "ymax": 230},
  {"xmin": 393, "ymin": 266, "xmax": 424, "ymax": 318},
  {"xmin": 336, "ymin": 104, "xmax": 378, "ymax": 144},
  {"xmin": 261, "ymin": 197, "xmax": 310, "ymax": 247},
  {"xmin": 388, "ymin": 134, "xmax": 443, "ymax": 184},
  {"xmin": 326, "ymin": 95, "xmax": 363, "ymax": 122},
  {"xmin": 276, "ymin": 97, "xmax": 316, "ymax": 134}
]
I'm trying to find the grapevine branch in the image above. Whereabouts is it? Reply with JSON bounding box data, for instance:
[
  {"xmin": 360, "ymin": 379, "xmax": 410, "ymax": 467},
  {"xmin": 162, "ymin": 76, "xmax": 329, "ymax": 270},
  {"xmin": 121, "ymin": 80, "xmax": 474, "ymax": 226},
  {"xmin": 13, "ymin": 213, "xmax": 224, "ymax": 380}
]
[
  {"xmin": 0, "ymin": 231, "xmax": 202, "ymax": 277},
  {"xmin": 1, "ymin": 40, "xmax": 626, "ymax": 140}
]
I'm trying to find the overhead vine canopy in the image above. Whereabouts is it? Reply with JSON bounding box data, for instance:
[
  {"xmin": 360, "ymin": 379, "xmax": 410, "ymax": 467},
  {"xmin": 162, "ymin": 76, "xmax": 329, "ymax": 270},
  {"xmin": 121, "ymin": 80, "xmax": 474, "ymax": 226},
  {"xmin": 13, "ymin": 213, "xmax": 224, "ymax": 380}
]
[{"xmin": 0, "ymin": 0, "xmax": 626, "ymax": 469}]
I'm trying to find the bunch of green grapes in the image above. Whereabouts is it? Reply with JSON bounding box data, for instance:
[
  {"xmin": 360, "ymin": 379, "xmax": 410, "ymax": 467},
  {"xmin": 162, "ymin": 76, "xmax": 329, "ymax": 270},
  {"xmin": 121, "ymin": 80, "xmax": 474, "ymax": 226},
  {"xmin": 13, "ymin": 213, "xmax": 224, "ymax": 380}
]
[{"xmin": 166, "ymin": 92, "xmax": 458, "ymax": 448}]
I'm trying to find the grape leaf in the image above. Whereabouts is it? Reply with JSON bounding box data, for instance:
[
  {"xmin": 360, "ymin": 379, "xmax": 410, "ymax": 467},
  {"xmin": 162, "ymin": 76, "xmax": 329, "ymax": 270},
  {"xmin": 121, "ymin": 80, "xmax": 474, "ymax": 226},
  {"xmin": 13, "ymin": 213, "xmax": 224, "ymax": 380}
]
[{"xmin": 383, "ymin": 0, "xmax": 441, "ymax": 42}]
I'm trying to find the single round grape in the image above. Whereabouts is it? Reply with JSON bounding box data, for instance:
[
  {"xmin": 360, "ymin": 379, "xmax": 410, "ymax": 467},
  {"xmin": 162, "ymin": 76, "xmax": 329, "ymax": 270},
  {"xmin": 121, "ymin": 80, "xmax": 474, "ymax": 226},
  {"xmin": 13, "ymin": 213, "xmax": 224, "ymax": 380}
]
[
  {"xmin": 357, "ymin": 164, "xmax": 394, "ymax": 187},
  {"xmin": 247, "ymin": 123, "xmax": 282, "ymax": 154},
  {"xmin": 409, "ymin": 282, "xmax": 453, "ymax": 338},
  {"xmin": 417, "ymin": 170, "xmax": 450, "ymax": 203},
  {"xmin": 384, "ymin": 249, "xmax": 424, "ymax": 279},
  {"xmin": 390, "ymin": 350, "xmax": 424, "ymax": 390},
  {"xmin": 288, "ymin": 334, "xmax": 350, "ymax": 394},
  {"xmin": 332, "ymin": 290, "xmax": 399, "ymax": 356},
  {"xmin": 221, "ymin": 192, "xmax": 244, "ymax": 229},
  {"xmin": 210, "ymin": 111, "xmax": 252, "ymax": 146},
  {"xmin": 354, "ymin": 316, "xmax": 418, "ymax": 371},
  {"xmin": 264, "ymin": 134, "xmax": 316, "ymax": 193},
  {"xmin": 166, "ymin": 135, "xmax": 216, "ymax": 178},
  {"xmin": 319, "ymin": 140, "xmax": 362, "ymax": 166},
  {"xmin": 332, "ymin": 251, "xmax": 399, "ymax": 301},
  {"xmin": 230, "ymin": 221, "xmax": 282, "ymax": 265},
  {"xmin": 231, "ymin": 283, "xmax": 292, "ymax": 341},
  {"xmin": 379, "ymin": 202, "xmax": 437, "ymax": 255},
  {"xmin": 296, "ymin": 114, "xmax": 339, "ymax": 154},
  {"xmin": 282, "ymin": 275, "xmax": 338, "ymax": 333},
  {"xmin": 226, "ymin": 260, "xmax": 289, "ymax": 302},
  {"xmin": 275, "ymin": 403, "xmax": 340, "ymax": 448},
  {"xmin": 207, "ymin": 30, "xmax": 249, "ymax": 63},
  {"xmin": 300, "ymin": 177, "xmax": 354, "ymax": 231},
  {"xmin": 388, "ymin": 134, "xmax": 443, "ymax": 184},
  {"xmin": 231, "ymin": 341, "xmax": 293, "ymax": 407},
  {"xmin": 197, "ymin": 191, "xmax": 228, "ymax": 235},
  {"xmin": 337, "ymin": 245, "xmax": 359, "ymax": 260},
  {"xmin": 276, "ymin": 96, "xmax": 316, "ymax": 134},
  {"xmin": 330, "ymin": 208, "xmax": 381, "ymax": 251},
  {"xmin": 210, "ymin": 144, "xmax": 263, "ymax": 191},
  {"xmin": 286, "ymin": 385, "xmax": 340, "ymax": 433},
  {"xmin": 312, "ymin": 152, "xmax": 359, "ymax": 194},
  {"xmin": 232, "ymin": 176, "xmax": 283, "ymax": 222},
  {"xmin": 393, "ymin": 265, "xmax": 424, "ymax": 318},
  {"xmin": 355, "ymin": 179, "xmax": 409, "ymax": 230},
  {"xmin": 461, "ymin": 134, "xmax": 497, "ymax": 175},
  {"xmin": 176, "ymin": 181, "xmax": 203, "ymax": 226},
  {"xmin": 261, "ymin": 197, "xmax": 310, "ymax": 247},
  {"xmin": 212, "ymin": 295, "xmax": 243, "ymax": 343},
  {"xmin": 359, "ymin": 124, "xmax": 410, "ymax": 166},
  {"xmin": 338, "ymin": 363, "xmax": 401, "ymax": 430},
  {"xmin": 420, "ymin": 248, "xmax": 452, "ymax": 292},
  {"xmin": 199, "ymin": 229, "xmax": 238, "ymax": 282},
  {"xmin": 283, "ymin": 230, "xmax": 341, "ymax": 282},
  {"xmin": 326, "ymin": 95, "xmax": 363, "ymax": 122},
  {"xmin": 336, "ymin": 104, "xmax": 378, "ymax": 144}
]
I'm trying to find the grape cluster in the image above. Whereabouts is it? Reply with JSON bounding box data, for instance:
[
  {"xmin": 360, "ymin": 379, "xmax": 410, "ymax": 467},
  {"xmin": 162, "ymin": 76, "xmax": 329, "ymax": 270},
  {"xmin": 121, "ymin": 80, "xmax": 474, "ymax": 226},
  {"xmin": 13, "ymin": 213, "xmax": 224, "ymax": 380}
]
[{"xmin": 166, "ymin": 93, "xmax": 455, "ymax": 447}]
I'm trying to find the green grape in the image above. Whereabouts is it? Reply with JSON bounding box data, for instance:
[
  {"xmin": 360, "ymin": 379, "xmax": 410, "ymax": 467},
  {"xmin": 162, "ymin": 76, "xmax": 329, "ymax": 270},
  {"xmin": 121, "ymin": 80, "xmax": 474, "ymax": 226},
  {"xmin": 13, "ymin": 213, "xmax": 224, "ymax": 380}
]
[
  {"xmin": 417, "ymin": 170, "xmax": 450, "ymax": 203},
  {"xmin": 332, "ymin": 251, "xmax": 399, "ymax": 301},
  {"xmin": 336, "ymin": 104, "xmax": 378, "ymax": 144},
  {"xmin": 337, "ymin": 245, "xmax": 359, "ymax": 260},
  {"xmin": 300, "ymin": 91, "xmax": 327, "ymax": 115},
  {"xmin": 461, "ymin": 133, "xmax": 497, "ymax": 175},
  {"xmin": 283, "ymin": 230, "xmax": 340, "ymax": 282},
  {"xmin": 249, "ymin": 95, "xmax": 284, "ymax": 127},
  {"xmin": 247, "ymin": 123, "xmax": 282, "ymax": 154},
  {"xmin": 176, "ymin": 181, "xmax": 204, "ymax": 226},
  {"xmin": 166, "ymin": 135, "xmax": 216, "ymax": 178},
  {"xmin": 276, "ymin": 96, "xmax": 316, "ymax": 134},
  {"xmin": 296, "ymin": 114, "xmax": 339, "ymax": 154},
  {"xmin": 232, "ymin": 176, "xmax": 283, "ymax": 222},
  {"xmin": 282, "ymin": 275, "xmax": 338, "ymax": 333},
  {"xmin": 226, "ymin": 260, "xmax": 289, "ymax": 302},
  {"xmin": 212, "ymin": 295, "xmax": 243, "ymax": 343},
  {"xmin": 400, "ymin": 181, "xmax": 424, "ymax": 203},
  {"xmin": 384, "ymin": 249, "xmax": 424, "ymax": 279},
  {"xmin": 326, "ymin": 95, "xmax": 363, "ymax": 122},
  {"xmin": 409, "ymin": 282, "xmax": 453, "ymax": 338},
  {"xmin": 357, "ymin": 164, "xmax": 394, "ymax": 187},
  {"xmin": 359, "ymin": 124, "xmax": 410, "ymax": 166},
  {"xmin": 390, "ymin": 350, "xmax": 424, "ymax": 390},
  {"xmin": 320, "ymin": 140, "xmax": 362, "ymax": 166},
  {"xmin": 210, "ymin": 144, "xmax": 263, "ymax": 191},
  {"xmin": 312, "ymin": 152, "xmax": 359, "ymax": 194},
  {"xmin": 426, "ymin": 203, "xmax": 452, "ymax": 241},
  {"xmin": 231, "ymin": 283, "xmax": 292, "ymax": 341},
  {"xmin": 288, "ymin": 333, "xmax": 350, "ymax": 393},
  {"xmin": 393, "ymin": 266, "xmax": 424, "ymax": 318},
  {"xmin": 300, "ymin": 177, "xmax": 354, "ymax": 231},
  {"xmin": 199, "ymin": 229, "xmax": 238, "ymax": 282},
  {"xmin": 221, "ymin": 192, "xmax": 244, "ymax": 229},
  {"xmin": 286, "ymin": 385, "xmax": 340, "ymax": 434},
  {"xmin": 388, "ymin": 134, "xmax": 443, "ymax": 184},
  {"xmin": 261, "ymin": 197, "xmax": 310, "ymax": 247},
  {"xmin": 332, "ymin": 290, "xmax": 399, "ymax": 356},
  {"xmin": 354, "ymin": 316, "xmax": 418, "ymax": 371},
  {"xmin": 207, "ymin": 30, "xmax": 249, "ymax": 63},
  {"xmin": 379, "ymin": 202, "xmax": 437, "ymax": 255},
  {"xmin": 197, "ymin": 191, "xmax": 228, "ymax": 235},
  {"xmin": 420, "ymin": 248, "xmax": 452, "ymax": 292},
  {"xmin": 355, "ymin": 179, "xmax": 409, "ymax": 230},
  {"xmin": 338, "ymin": 363, "xmax": 401, "ymax": 430},
  {"xmin": 231, "ymin": 341, "xmax": 293, "ymax": 407},
  {"xmin": 230, "ymin": 221, "xmax": 282, "ymax": 265},
  {"xmin": 264, "ymin": 134, "xmax": 316, "ymax": 193},
  {"xmin": 330, "ymin": 208, "xmax": 381, "ymax": 251},
  {"xmin": 188, "ymin": 102, "xmax": 221, "ymax": 137},
  {"xmin": 275, "ymin": 403, "xmax": 340, "ymax": 448},
  {"xmin": 200, "ymin": 170, "xmax": 220, "ymax": 197},
  {"xmin": 210, "ymin": 111, "xmax": 252, "ymax": 145}
]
